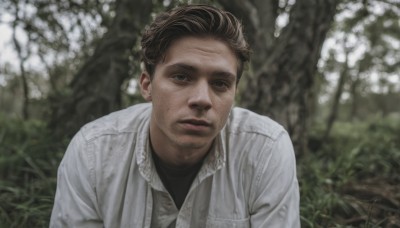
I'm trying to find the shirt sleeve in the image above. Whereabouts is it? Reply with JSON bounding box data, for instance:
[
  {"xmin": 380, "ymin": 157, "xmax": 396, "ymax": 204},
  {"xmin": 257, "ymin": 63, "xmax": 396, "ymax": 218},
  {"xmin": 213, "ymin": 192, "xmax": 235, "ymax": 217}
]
[
  {"xmin": 50, "ymin": 131, "xmax": 103, "ymax": 227},
  {"xmin": 249, "ymin": 131, "xmax": 300, "ymax": 228}
]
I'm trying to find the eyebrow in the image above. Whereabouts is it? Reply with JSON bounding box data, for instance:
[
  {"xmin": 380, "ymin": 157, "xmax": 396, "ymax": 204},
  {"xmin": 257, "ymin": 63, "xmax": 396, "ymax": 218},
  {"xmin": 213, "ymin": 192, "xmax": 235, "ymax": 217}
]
[
  {"xmin": 166, "ymin": 63, "xmax": 197, "ymax": 73},
  {"xmin": 165, "ymin": 63, "xmax": 237, "ymax": 81}
]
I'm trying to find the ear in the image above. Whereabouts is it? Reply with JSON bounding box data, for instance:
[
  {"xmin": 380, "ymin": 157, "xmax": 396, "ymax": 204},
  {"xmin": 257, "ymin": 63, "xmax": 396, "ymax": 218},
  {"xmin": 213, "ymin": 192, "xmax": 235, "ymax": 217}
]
[{"xmin": 139, "ymin": 71, "xmax": 152, "ymax": 101}]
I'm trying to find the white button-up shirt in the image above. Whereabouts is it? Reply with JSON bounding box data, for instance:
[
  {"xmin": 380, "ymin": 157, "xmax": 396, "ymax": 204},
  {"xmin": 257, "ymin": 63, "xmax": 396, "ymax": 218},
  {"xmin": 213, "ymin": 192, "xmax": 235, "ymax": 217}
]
[{"xmin": 50, "ymin": 103, "xmax": 300, "ymax": 227}]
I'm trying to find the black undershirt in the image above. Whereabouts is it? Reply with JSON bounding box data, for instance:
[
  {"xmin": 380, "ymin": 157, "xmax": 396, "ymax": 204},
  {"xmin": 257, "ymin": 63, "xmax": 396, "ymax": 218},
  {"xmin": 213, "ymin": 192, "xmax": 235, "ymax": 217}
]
[{"xmin": 152, "ymin": 150, "xmax": 203, "ymax": 210}]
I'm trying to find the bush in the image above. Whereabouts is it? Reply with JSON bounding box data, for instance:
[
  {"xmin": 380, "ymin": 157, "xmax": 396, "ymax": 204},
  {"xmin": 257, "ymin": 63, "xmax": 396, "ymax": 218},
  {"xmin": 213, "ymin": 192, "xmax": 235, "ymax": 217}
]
[
  {"xmin": 300, "ymin": 115, "xmax": 400, "ymax": 227},
  {"xmin": 0, "ymin": 115, "xmax": 66, "ymax": 227}
]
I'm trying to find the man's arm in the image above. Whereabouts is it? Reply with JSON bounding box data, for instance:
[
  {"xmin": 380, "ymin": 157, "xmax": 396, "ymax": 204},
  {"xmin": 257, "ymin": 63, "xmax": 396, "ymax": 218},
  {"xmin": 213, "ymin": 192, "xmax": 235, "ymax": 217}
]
[
  {"xmin": 249, "ymin": 131, "xmax": 300, "ymax": 227},
  {"xmin": 50, "ymin": 131, "xmax": 102, "ymax": 227}
]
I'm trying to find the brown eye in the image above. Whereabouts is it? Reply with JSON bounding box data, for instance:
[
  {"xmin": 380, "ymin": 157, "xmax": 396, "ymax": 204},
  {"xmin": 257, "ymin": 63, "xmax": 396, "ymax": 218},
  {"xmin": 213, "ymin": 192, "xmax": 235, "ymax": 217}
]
[
  {"xmin": 212, "ymin": 80, "xmax": 230, "ymax": 91},
  {"xmin": 173, "ymin": 74, "xmax": 189, "ymax": 81}
]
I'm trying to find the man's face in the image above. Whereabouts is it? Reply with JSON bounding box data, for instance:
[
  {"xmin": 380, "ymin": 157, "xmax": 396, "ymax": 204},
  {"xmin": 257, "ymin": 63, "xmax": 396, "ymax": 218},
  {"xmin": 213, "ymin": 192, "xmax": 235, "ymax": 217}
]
[{"xmin": 140, "ymin": 36, "xmax": 238, "ymax": 155}]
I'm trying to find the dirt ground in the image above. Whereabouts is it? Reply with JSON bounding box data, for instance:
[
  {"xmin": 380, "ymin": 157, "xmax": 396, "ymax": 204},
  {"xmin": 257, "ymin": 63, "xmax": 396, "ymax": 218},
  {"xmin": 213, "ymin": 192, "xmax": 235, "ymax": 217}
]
[{"xmin": 339, "ymin": 177, "xmax": 400, "ymax": 227}]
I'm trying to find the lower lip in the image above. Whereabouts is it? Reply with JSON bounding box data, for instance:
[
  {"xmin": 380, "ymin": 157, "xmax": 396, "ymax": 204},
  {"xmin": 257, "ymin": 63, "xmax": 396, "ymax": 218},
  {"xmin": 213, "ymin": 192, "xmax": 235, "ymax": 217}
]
[{"xmin": 180, "ymin": 123, "xmax": 210, "ymax": 132}]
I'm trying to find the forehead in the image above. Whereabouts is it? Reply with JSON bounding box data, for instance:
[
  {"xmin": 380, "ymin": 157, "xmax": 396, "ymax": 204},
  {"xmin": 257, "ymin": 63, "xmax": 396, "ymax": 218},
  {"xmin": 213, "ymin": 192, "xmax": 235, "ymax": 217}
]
[{"xmin": 157, "ymin": 36, "xmax": 238, "ymax": 77}]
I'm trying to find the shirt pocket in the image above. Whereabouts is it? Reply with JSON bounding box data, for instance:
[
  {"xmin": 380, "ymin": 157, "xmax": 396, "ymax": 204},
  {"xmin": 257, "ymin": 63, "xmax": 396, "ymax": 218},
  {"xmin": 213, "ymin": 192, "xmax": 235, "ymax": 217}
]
[{"xmin": 206, "ymin": 216, "xmax": 250, "ymax": 228}]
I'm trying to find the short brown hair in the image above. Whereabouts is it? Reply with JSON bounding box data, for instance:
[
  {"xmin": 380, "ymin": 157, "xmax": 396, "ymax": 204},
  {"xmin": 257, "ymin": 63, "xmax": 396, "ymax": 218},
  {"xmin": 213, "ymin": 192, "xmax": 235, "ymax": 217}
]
[{"xmin": 140, "ymin": 4, "xmax": 250, "ymax": 81}]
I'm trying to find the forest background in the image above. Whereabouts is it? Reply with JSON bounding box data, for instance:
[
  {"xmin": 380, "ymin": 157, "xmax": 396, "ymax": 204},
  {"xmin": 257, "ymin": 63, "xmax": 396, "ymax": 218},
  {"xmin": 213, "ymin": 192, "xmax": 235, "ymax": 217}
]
[{"xmin": 0, "ymin": 0, "xmax": 399, "ymax": 227}]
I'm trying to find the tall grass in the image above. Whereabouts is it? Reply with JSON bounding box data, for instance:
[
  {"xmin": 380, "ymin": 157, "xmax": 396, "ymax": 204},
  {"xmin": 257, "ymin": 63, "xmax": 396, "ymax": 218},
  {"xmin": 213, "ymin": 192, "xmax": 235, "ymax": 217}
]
[
  {"xmin": 300, "ymin": 115, "xmax": 400, "ymax": 227},
  {"xmin": 0, "ymin": 115, "xmax": 66, "ymax": 227}
]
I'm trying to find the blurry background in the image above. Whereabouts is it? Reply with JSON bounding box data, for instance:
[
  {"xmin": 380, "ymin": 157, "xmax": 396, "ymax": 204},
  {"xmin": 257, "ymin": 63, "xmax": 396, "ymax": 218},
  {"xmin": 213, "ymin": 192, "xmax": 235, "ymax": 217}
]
[{"xmin": 0, "ymin": 0, "xmax": 399, "ymax": 226}]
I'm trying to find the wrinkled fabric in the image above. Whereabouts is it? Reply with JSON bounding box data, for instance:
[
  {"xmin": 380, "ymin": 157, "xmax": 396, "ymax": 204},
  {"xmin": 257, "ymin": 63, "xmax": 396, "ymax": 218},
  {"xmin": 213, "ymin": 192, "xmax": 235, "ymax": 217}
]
[{"xmin": 50, "ymin": 103, "xmax": 300, "ymax": 228}]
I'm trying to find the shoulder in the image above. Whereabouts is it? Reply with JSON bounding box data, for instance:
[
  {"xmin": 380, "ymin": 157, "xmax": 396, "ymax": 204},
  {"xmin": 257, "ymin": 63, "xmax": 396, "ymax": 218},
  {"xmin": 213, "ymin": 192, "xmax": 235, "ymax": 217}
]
[
  {"xmin": 227, "ymin": 107, "xmax": 286, "ymax": 141},
  {"xmin": 224, "ymin": 107, "xmax": 295, "ymax": 172},
  {"xmin": 79, "ymin": 103, "xmax": 152, "ymax": 141},
  {"xmin": 223, "ymin": 107, "xmax": 294, "ymax": 168},
  {"xmin": 221, "ymin": 108, "xmax": 297, "ymax": 212}
]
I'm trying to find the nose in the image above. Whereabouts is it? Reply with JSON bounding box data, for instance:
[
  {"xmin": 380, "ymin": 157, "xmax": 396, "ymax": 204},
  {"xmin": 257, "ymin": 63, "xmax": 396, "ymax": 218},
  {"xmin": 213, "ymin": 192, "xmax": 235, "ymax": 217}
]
[{"xmin": 188, "ymin": 80, "xmax": 212, "ymax": 111}]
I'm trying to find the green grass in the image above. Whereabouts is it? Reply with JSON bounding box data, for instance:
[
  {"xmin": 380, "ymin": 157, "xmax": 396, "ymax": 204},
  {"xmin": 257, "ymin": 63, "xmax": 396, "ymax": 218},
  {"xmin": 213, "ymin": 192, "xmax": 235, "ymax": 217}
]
[
  {"xmin": 0, "ymin": 114, "xmax": 399, "ymax": 227},
  {"xmin": 300, "ymin": 115, "xmax": 400, "ymax": 227},
  {"xmin": 0, "ymin": 115, "xmax": 66, "ymax": 227}
]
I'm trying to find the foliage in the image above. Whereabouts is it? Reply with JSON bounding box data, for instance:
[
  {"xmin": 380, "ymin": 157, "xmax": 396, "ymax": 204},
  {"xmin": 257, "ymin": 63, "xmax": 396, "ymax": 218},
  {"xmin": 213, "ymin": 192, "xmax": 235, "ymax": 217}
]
[
  {"xmin": 317, "ymin": 0, "xmax": 400, "ymax": 123},
  {"xmin": 0, "ymin": 115, "xmax": 66, "ymax": 227},
  {"xmin": 301, "ymin": 115, "xmax": 400, "ymax": 227},
  {"xmin": 0, "ymin": 0, "xmax": 114, "ymax": 118}
]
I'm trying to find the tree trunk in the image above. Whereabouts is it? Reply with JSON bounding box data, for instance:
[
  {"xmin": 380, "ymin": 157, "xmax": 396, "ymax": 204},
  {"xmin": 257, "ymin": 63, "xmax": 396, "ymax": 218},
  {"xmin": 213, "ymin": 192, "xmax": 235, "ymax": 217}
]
[
  {"xmin": 12, "ymin": 1, "xmax": 30, "ymax": 120},
  {"xmin": 218, "ymin": 0, "xmax": 278, "ymax": 66},
  {"xmin": 348, "ymin": 72, "xmax": 361, "ymax": 120},
  {"xmin": 49, "ymin": 0, "xmax": 153, "ymax": 137},
  {"xmin": 221, "ymin": 0, "xmax": 338, "ymax": 156},
  {"xmin": 323, "ymin": 50, "xmax": 350, "ymax": 141}
]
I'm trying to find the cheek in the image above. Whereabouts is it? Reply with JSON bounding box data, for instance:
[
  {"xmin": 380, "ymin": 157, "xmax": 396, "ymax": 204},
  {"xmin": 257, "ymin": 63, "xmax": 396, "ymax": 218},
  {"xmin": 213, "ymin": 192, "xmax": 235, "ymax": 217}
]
[
  {"xmin": 153, "ymin": 95, "xmax": 177, "ymax": 121},
  {"xmin": 216, "ymin": 100, "xmax": 234, "ymax": 125}
]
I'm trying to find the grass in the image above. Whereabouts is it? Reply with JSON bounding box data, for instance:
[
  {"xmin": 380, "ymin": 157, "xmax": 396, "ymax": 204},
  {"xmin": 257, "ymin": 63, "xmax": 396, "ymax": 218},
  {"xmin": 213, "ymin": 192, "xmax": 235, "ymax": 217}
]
[
  {"xmin": 0, "ymin": 115, "xmax": 66, "ymax": 227},
  {"xmin": 0, "ymin": 114, "xmax": 399, "ymax": 227},
  {"xmin": 300, "ymin": 115, "xmax": 400, "ymax": 227}
]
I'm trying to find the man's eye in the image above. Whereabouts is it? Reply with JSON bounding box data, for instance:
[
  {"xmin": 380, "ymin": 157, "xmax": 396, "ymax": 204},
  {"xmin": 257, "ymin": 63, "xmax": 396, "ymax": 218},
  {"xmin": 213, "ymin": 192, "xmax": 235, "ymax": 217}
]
[
  {"xmin": 212, "ymin": 80, "xmax": 231, "ymax": 91},
  {"xmin": 172, "ymin": 74, "xmax": 189, "ymax": 81}
]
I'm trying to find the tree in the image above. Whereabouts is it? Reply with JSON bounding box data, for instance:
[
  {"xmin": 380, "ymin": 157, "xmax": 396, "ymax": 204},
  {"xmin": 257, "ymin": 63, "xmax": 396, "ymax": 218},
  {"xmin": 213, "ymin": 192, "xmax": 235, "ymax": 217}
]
[
  {"xmin": 219, "ymin": 0, "xmax": 338, "ymax": 155},
  {"xmin": 0, "ymin": 0, "xmax": 111, "ymax": 118},
  {"xmin": 9, "ymin": 0, "xmax": 33, "ymax": 119},
  {"xmin": 317, "ymin": 0, "xmax": 400, "ymax": 124},
  {"xmin": 49, "ymin": 0, "xmax": 153, "ymax": 137},
  {"xmin": 322, "ymin": 37, "xmax": 352, "ymax": 142}
]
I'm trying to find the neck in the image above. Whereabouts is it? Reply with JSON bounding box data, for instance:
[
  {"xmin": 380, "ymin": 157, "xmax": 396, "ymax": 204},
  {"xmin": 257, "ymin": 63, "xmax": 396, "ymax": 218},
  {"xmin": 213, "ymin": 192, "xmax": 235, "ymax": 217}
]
[{"xmin": 150, "ymin": 137, "xmax": 212, "ymax": 168}]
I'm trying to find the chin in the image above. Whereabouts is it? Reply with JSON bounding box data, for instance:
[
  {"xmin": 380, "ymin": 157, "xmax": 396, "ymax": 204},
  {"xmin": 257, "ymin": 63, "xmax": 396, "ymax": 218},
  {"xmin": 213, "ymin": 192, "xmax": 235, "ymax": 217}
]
[{"xmin": 176, "ymin": 138, "xmax": 212, "ymax": 150}]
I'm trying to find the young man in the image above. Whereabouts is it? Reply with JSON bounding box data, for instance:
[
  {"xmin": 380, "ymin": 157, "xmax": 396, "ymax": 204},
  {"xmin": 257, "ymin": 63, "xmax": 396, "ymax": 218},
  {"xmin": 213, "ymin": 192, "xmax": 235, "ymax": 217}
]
[{"xmin": 50, "ymin": 4, "xmax": 300, "ymax": 227}]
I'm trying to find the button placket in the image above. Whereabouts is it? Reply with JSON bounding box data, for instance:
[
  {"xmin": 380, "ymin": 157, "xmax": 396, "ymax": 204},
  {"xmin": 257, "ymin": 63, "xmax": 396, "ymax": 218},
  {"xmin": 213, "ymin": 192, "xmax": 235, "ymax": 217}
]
[{"xmin": 175, "ymin": 195, "xmax": 193, "ymax": 227}]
